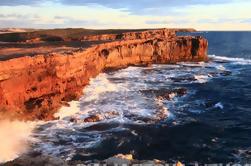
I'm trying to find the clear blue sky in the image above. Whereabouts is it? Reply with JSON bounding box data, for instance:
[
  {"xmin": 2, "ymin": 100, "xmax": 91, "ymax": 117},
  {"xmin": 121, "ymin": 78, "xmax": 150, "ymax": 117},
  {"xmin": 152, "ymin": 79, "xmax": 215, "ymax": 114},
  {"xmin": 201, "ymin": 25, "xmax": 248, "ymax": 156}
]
[{"xmin": 0, "ymin": 0, "xmax": 250, "ymax": 30}]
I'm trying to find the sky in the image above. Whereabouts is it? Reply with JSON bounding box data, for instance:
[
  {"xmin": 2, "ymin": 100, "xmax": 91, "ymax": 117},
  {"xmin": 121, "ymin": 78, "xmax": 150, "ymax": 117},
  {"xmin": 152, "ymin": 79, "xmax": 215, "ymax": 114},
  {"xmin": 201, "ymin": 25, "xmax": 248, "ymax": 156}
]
[{"xmin": 0, "ymin": 0, "xmax": 250, "ymax": 30}]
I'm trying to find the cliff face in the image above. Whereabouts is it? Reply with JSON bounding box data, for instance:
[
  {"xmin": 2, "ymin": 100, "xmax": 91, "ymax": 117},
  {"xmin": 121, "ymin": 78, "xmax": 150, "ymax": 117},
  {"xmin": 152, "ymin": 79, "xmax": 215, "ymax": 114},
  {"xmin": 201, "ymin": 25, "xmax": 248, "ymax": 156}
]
[
  {"xmin": 104, "ymin": 36, "xmax": 207, "ymax": 69},
  {"xmin": 0, "ymin": 30, "xmax": 208, "ymax": 121}
]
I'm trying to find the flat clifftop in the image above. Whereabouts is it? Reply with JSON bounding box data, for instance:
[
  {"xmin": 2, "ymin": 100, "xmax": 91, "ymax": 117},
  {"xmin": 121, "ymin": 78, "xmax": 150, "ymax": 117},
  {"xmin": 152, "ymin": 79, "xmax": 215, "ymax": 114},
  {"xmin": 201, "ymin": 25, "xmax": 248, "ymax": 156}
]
[
  {"xmin": 0, "ymin": 28, "xmax": 195, "ymax": 61},
  {"xmin": 0, "ymin": 28, "xmax": 196, "ymax": 43},
  {"xmin": 0, "ymin": 28, "xmax": 207, "ymax": 121}
]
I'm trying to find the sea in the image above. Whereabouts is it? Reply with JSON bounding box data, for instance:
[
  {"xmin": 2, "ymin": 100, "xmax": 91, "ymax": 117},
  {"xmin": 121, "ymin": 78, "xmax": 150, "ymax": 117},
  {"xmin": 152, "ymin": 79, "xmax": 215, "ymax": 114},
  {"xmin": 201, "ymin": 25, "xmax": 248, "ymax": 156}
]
[{"xmin": 2, "ymin": 31, "xmax": 251, "ymax": 164}]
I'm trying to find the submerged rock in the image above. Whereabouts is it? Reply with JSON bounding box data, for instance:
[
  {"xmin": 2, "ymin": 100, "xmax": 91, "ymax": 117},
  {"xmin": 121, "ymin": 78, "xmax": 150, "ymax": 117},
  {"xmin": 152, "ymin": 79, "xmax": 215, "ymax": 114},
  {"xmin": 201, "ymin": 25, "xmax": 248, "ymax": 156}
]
[
  {"xmin": 175, "ymin": 88, "xmax": 188, "ymax": 96},
  {"xmin": 220, "ymin": 70, "xmax": 232, "ymax": 76},
  {"xmin": 69, "ymin": 117, "xmax": 78, "ymax": 123},
  {"xmin": 69, "ymin": 111, "xmax": 119, "ymax": 124},
  {"xmin": 157, "ymin": 88, "xmax": 188, "ymax": 100},
  {"xmin": 170, "ymin": 76, "xmax": 197, "ymax": 83},
  {"xmin": 104, "ymin": 111, "xmax": 120, "ymax": 119},
  {"xmin": 84, "ymin": 114, "xmax": 103, "ymax": 123},
  {"xmin": 209, "ymin": 70, "xmax": 232, "ymax": 77}
]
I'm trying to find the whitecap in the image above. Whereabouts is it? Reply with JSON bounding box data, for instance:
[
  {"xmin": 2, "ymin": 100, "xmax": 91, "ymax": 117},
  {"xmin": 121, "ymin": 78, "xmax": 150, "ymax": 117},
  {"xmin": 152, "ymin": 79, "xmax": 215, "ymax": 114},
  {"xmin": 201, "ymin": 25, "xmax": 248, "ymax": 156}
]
[
  {"xmin": 54, "ymin": 101, "xmax": 80, "ymax": 119},
  {"xmin": 82, "ymin": 73, "xmax": 120, "ymax": 102},
  {"xmin": 194, "ymin": 75, "xmax": 209, "ymax": 83},
  {"xmin": 214, "ymin": 102, "xmax": 224, "ymax": 109},
  {"xmin": 215, "ymin": 65, "xmax": 226, "ymax": 71},
  {"xmin": 177, "ymin": 62, "xmax": 206, "ymax": 67},
  {"xmin": 209, "ymin": 54, "xmax": 251, "ymax": 65}
]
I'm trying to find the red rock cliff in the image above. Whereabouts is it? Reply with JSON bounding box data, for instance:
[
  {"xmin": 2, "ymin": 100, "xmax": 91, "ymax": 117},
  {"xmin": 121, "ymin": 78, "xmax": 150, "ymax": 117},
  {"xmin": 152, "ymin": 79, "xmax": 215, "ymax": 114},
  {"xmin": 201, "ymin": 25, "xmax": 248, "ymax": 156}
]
[{"xmin": 0, "ymin": 30, "xmax": 208, "ymax": 121}]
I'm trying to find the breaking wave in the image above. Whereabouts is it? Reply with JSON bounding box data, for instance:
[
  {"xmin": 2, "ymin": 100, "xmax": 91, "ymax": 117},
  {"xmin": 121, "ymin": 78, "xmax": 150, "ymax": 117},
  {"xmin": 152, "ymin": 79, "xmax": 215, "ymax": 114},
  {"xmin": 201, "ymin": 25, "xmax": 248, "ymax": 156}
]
[
  {"xmin": 209, "ymin": 54, "xmax": 251, "ymax": 65},
  {"xmin": 0, "ymin": 120, "xmax": 38, "ymax": 163},
  {"xmin": 194, "ymin": 75, "xmax": 209, "ymax": 84}
]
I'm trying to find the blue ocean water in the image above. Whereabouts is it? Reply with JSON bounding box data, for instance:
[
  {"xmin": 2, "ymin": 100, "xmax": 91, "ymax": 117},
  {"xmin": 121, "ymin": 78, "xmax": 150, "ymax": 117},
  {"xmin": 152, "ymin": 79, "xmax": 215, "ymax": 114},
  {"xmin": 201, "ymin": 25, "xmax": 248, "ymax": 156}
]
[{"xmin": 33, "ymin": 32, "xmax": 251, "ymax": 163}]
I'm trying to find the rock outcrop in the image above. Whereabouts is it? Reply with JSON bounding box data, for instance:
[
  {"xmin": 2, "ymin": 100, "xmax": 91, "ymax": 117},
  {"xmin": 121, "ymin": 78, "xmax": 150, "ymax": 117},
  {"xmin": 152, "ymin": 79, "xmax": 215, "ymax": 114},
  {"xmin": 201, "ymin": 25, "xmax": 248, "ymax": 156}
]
[
  {"xmin": 5, "ymin": 153, "xmax": 184, "ymax": 166},
  {"xmin": 0, "ymin": 29, "xmax": 208, "ymax": 120}
]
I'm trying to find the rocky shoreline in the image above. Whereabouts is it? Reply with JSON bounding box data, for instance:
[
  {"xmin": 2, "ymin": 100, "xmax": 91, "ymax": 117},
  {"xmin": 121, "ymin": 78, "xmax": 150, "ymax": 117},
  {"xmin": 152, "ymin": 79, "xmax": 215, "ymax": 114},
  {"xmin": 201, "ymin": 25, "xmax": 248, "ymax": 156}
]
[
  {"xmin": 3, "ymin": 153, "xmax": 184, "ymax": 166},
  {"xmin": 0, "ymin": 28, "xmax": 208, "ymax": 121}
]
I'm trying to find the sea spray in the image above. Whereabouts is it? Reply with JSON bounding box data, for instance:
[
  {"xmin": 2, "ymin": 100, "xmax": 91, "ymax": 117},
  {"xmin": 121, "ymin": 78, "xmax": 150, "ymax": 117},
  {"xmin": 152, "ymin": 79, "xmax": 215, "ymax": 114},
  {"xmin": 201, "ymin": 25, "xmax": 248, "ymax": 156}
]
[
  {"xmin": 0, "ymin": 120, "xmax": 38, "ymax": 163},
  {"xmin": 54, "ymin": 73, "xmax": 121, "ymax": 120},
  {"xmin": 83, "ymin": 73, "xmax": 120, "ymax": 102},
  {"xmin": 54, "ymin": 101, "xmax": 80, "ymax": 120}
]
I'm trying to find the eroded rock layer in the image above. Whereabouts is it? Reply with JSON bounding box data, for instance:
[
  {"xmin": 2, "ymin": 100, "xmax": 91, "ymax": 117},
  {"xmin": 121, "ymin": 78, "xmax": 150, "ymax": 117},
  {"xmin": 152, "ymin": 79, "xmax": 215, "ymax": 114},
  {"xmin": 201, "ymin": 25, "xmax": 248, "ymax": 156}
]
[{"xmin": 0, "ymin": 29, "xmax": 208, "ymax": 120}]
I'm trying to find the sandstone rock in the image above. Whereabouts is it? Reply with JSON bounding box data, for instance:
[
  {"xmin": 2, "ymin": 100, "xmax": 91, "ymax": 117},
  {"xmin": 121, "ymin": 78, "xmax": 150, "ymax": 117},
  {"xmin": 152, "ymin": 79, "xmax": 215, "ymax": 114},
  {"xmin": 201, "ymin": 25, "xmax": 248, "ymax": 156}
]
[
  {"xmin": 114, "ymin": 154, "xmax": 133, "ymax": 160},
  {"xmin": 176, "ymin": 161, "xmax": 184, "ymax": 166},
  {"xmin": 3, "ymin": 154, "xmax": 68, "ymax": 166},
  {"xmin": 155, "ymin": 107, "xmax": 169, "ymax": 121},
  {"xmin": 104, "ymin": 111, "xmax": 120, "ymax": 119},
  {"xmin": 140, "ymin": 159, "xmax": 166, "ymax": 165},
  {"xmin": 84, "ymin": 114, "xmax": 103, "ymax": 123},
  {"xmin": 153, "ymin": 159, "xmax": 163, "ymax": 164},
  {"xmin": 105, "ymin": 154, "xmax": 133, "ymax": 165}
]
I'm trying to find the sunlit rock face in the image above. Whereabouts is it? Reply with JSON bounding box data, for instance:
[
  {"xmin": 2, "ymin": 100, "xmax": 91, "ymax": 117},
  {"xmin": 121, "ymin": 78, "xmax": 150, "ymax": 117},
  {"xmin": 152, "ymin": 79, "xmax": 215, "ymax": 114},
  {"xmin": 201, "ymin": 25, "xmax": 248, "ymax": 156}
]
[{"xmin": 0, "ymin": 29, "xmax": 208, "ymax": 121}]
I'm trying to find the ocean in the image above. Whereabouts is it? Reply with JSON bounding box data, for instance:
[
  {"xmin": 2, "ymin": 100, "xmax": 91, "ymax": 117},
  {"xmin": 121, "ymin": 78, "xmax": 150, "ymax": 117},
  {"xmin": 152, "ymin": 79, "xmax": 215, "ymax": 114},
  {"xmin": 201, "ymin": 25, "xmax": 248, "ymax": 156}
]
[{"xmin": 6, "ymin": 31, "xmax": 251, "ymax": 163}]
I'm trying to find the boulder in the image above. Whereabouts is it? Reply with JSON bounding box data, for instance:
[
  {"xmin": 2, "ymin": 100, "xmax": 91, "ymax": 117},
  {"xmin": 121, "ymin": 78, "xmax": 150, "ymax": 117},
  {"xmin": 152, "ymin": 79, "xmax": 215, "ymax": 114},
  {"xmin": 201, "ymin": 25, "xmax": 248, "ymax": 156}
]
[
  {"xmin": 157, "ymin": 88, "xmax": 187, "ymax": 100},
  {"xmin": 84, "ymin": 114, "xmax": 103, "ymax": 123},
  {"xmin": 105, "ymin": 154, "xmax": 133, "ymax": 165}
]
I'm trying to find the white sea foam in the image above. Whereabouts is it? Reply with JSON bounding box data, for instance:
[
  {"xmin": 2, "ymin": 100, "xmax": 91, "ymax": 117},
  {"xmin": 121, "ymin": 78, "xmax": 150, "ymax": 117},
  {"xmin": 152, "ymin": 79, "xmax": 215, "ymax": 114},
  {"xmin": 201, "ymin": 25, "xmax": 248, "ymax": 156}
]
[
  {"xmin": 82, "ymin": 73, "xmax": 120, "ymax": 102},
  {"xmin": 214, "ymin": 102, "xmax": 224, "ymax": 109},
  {"xmin": 215, "ymin": 65, "xmax": 226, "ymax": 71},
  {"xmin": 209, "ymin": 55, "xmax": 251, "ymax": 65},
  {"xmin": 54, "ymin": 73, "xmax": 122, "ymax": 120},
  {"xmin": 177, "ymin": 62, "xmax": 207, "ymax": 67},
  {"xmin": 194, "ymin": 75, "xmax": 209, "ymax": 83},
  {"xmin": 54, "ymin": 101, "xmax": 80, "ymax": 119},
  {"xmin": 0, "ymin": 120, "xmax": 38, "ymax": 163},
  {"xmin": 113, "ymin": 66, "xmax": 142, "ymax": 77}
]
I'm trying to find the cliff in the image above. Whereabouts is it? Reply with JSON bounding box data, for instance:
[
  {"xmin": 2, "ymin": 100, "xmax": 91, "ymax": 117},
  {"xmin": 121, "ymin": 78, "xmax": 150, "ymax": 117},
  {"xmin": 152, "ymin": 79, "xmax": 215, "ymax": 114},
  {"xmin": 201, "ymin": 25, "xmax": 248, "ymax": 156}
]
[
  {"xmin": 0, "ymin": 28, "xmax": 194, "ymax": 43},
  {"xmin": 0, "ymin": 29, "xmax": 208, "ymax": 121}
]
